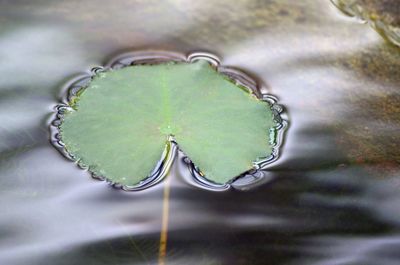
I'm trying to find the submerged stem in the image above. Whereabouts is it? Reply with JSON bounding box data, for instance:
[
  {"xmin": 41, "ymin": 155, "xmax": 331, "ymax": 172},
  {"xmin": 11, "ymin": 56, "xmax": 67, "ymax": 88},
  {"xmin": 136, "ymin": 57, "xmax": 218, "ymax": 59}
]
[{"xmin": 158, "ymin": 174, "xmax": 171, "ymax": 265}]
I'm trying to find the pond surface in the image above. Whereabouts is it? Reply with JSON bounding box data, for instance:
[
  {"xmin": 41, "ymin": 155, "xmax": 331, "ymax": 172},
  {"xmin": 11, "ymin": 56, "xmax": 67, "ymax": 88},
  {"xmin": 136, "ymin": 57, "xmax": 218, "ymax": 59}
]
[{"xmin": 0, "ymin": 0, "xmax": 399, "ymax": 264}]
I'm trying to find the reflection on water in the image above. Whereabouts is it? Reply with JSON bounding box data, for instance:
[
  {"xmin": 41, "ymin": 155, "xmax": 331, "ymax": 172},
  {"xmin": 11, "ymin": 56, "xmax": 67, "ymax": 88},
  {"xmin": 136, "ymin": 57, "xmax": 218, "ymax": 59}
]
[
  {"xmin": 331, "ymin": 0, "xmax": 400, "ymax": 47},
  {"xmin": 0, "ymin": 0, "xmax": 399, "ymax": 264}
]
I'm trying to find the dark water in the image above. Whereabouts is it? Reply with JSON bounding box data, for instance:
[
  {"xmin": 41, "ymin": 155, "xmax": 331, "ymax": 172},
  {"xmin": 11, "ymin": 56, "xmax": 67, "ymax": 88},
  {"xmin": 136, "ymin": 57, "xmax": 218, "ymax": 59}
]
[{"xmin": 1, "ymin": 0, "xmax": 400, "ymax": 265}]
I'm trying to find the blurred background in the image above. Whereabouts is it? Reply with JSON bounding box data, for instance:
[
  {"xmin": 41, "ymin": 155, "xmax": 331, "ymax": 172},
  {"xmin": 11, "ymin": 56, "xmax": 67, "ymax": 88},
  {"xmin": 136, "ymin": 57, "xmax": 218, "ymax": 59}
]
[{"xmin": 0, "ymin": 0, "xmax": 399, "ymax": 264}]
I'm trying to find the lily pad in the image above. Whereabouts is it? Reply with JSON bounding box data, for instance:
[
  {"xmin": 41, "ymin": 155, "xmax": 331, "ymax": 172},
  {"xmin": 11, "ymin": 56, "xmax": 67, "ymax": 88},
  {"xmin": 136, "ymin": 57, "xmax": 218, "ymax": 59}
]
[{"xmin": 59, "ymin": 60, "xmax": 277, "ymax": 186}]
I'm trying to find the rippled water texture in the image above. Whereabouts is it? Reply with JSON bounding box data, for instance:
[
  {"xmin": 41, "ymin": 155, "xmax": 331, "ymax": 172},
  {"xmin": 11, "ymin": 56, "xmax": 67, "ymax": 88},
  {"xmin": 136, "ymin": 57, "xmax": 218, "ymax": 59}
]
[{"xmin": 1, "ymin": 1, "xmax": 400, "ymax": 264}]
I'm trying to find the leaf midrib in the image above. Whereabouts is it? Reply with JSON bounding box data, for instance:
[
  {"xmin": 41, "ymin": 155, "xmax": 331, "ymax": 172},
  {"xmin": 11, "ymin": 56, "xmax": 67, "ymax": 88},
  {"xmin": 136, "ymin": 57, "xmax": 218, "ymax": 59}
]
[{"xmin": 160, "ymin": 65, "xmax": 168, "ymax": 133}]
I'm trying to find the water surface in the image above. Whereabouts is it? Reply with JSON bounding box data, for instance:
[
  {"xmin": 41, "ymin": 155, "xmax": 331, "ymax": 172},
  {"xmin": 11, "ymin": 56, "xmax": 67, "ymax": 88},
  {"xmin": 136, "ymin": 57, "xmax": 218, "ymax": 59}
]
[{"xmin": 0, "ymin": 0, "xmax": 399, "ymax": 264}]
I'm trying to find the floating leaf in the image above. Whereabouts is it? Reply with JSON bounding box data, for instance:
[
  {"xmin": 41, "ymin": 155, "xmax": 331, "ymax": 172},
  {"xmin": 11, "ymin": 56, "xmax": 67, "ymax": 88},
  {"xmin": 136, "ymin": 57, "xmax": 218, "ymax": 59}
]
[{"xmin": 59, "ymin": 60, "xmax": 277, "ymax": 186}]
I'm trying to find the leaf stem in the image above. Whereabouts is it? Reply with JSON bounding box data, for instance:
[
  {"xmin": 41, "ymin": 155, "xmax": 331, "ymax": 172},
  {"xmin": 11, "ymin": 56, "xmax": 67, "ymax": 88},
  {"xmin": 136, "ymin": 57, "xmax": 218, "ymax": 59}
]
[{"xmin": 158, "ymin": 175, "xmax": 171, "ymax": 265}]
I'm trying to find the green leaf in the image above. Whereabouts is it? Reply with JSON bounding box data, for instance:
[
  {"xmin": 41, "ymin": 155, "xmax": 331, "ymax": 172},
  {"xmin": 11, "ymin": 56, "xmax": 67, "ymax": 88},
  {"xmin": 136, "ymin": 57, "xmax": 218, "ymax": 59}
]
[{"xmin": 59, "ymin": 60, "xmax": 277, "ymax": 186}]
